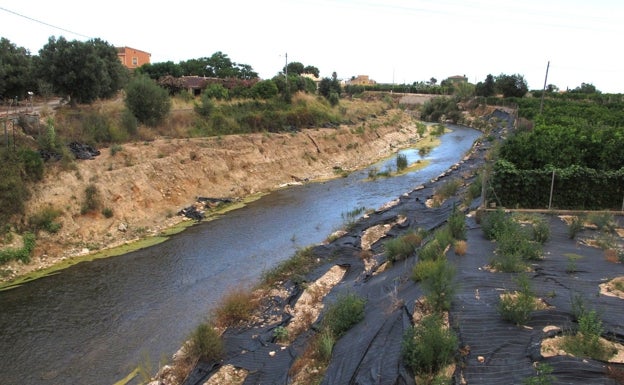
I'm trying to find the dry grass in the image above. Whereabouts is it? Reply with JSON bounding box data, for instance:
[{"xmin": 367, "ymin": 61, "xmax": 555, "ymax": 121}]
[
  {"xmin": 213, "ymin": 286, "xmax": 257, "ymax": 328},
  {"xmin": 605, "ymin": 249, "xmax": 619, "ymax": 263},
  {"xmin": 454, "ymin": 240, "xmax": 468, "ymax": 256}
]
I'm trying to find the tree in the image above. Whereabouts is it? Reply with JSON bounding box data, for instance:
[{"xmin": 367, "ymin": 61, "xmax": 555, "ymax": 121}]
[
  {"xmin": 251, "ymin": 79, "xmax": 278, "ymax": 99},
  {"xmin": 284, "ymin": 62, "xmax": 304, "ymax": 76},
  {"xmin": 429, "ymin": 77, "xmax": 437, "ymax": 86},
  {"xmin": 496, "ymin": 73, "xmax": 528, "ymax": 98},
  {"xmin": 319, "ymin": 76, "xmax": 341, "ymax": 99},
  {"xmin": 571, "ymin": 82, "xmax": 599, "ymax": 94},
  {"xmin": 475, "ymin": 74, "xmax": 496, "ymax": 97},
  {"xmin": 137, "ymin": 61, "xmax": 183, "ymax": 80},
  {"xmin": 0, "ymin": 38, "xmax": 35, "ymax": 100},
  {"xmin": 303, "ymin": 65, "xmax": 320, "ymax": 78},
  {"xmin": 36, "ymin": 36, "xmax": 128, "ymax": 104},
  {"xmin": 124, "ymin": 74, "xmax": 171, "ymax": 126}
]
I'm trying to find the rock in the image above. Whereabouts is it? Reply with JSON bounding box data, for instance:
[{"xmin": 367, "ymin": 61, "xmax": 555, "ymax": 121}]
[{"xmin": 118, "ymin": 223, "xmax": 127, "ymax": 232}]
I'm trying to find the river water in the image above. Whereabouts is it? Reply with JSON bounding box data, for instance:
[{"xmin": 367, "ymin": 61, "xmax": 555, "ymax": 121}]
[{"xmin": 0, "ymin": 125, "xmax": 481, "ymax": 385}]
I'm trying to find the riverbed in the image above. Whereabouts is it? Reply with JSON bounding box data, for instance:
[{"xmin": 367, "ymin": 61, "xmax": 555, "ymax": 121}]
[{"xmin": 0, "ymin": 125, "xmax": 481, "ymax": 385}]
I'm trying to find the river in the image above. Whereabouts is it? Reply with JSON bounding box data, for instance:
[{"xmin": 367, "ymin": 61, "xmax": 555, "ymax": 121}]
[{"xmin": 0, "ymin": 125, "xmax": 481, "ymax": 385}]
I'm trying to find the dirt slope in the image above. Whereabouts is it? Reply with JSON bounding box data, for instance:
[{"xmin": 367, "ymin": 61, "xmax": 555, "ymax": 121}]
[{"xmin": 1, "ymin": 110, "xmax": 424, "ymax": 283}]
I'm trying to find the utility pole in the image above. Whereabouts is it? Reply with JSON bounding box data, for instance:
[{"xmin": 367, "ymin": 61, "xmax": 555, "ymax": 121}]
[{"xmin": 539, "ymin": 61, "xmax": 550, "ymax": 115}]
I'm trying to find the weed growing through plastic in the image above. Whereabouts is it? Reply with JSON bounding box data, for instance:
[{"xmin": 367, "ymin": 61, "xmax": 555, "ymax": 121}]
[
  {"xmin": 384, "ymin": 229, "xmax": 423, "ymax": 263},
  {"xmin": 498, "ymin": 273, "xmax": 537, "ymax": 326},
  {"xmin": 421, "ymin": 258, "xmax": 457, "ymax": 313},
  {"xmin": 188, "ymin": 322, "xmax": 223, "ymax": 362},
  {"xmin": 322, "ymin": 292, "xmax": 366, "ymax": 338},
  {"xmin": 402, "ymin": 314, "xmax": 458, "ymax": 378},
  {"xmin": 523, "ymin": 363, "xmax": 555, "ymax": 385},
  {"xmin": 562, "ymin": 309, "xmax": 617, "ymax": 361},
  {"xmin": 213, "ymin": 287, "xmax": 256, "ymax": 328},
  {"xmin": 567, "ymin": 215, "xmax": 584, "ymax": 239}
]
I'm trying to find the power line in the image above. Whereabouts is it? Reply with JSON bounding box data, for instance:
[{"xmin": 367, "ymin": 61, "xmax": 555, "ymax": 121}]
[{"xmin": 0, "ymin": 5, "xmax": 92, "ymax": 40}]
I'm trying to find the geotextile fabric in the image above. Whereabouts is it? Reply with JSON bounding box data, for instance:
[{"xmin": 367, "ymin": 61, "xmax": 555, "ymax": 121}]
[{"xmin": 183, "ymin": 112, "xmax": 624, "ymax": 385}]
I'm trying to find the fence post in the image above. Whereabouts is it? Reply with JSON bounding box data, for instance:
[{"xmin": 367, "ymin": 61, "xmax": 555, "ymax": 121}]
[{"xmin": 548, "ymin": 170, "xmax": 555, "ymax": 210}]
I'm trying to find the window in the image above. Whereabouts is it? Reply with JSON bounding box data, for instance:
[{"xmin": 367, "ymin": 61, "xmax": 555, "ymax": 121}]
[{"xmin": 132, "ymin": 57, "xmax": 138, "ymax": 66}]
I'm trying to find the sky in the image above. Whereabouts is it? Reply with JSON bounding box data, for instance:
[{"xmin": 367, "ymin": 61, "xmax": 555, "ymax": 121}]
[{"xmin": 1, "ymin": 0, "xmax": 623, "ymax": 93}]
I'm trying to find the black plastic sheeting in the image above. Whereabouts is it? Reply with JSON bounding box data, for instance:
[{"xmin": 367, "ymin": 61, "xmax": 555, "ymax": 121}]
[{"xmin": 183, "ymin": 111, "xmax": 624, "ymax": 385}]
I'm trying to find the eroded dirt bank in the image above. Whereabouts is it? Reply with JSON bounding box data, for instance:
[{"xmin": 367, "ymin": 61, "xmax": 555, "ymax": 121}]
[{"xmin": 1, "ymin": 110, "xmax": 427, "ymax": 284}]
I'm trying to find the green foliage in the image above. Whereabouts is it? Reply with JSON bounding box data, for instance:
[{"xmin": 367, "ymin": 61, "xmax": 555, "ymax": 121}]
[
  {"xmin": 317, "ymin": 329, "xmax": 335, "ymax": 363},
  {"xmin": 251, "ymin": 80, "xmax": 278, "ymax": 99},
  {"xmin": 434, "ymin": 178, "xmax": 462, "ymax": 203},
  {"xmin": 195, "ymin": 93, "xmax": 215, "ymax": 118},
  {"xmin": 497, "ymin": 273, "xmax": 537, "ymax": 325},
  {"xmin": 419, "ymin": 239, "xmax": 446, "ymax": 262},
  {"xmin": 188, "ymin": 322, "xmax": 223, "ymax": 362},
  {"xmin": 567, "ymin": 215, "xmax": 584, "ymax": 239},
  {"xmin": 562, "ymin": 309, "xmax": 616, "ymax": 361},
  {"xmin": 124, "ymin": 74, "xmax": 171, "ymax": 126},
  {"xmin": 29, "ymin": 207, "xmax": 62, "ymax": 234},
  {"xmin": 81, "ymin": 184, "xmax": 101, "ymax": 214},
  {"xmin": 261, "ymin": 246, "xmax": 317, "ymax": 286},
  {"xmin": 0, "ymin": 232, "xmax": 36, "ymax": 264},
  {"xmin": 36, "ymin": 36, "xmax": 127, "ymax": 104},
  {"xmin": 0, "ymin": 147, "xmax": 43, "ymax": 224},
  {"xmin": 402, "ymin": 314, "xmax": 458, "ymax": 376},
  {"xmin": 447, "ymin": 206, "xmax": 466, "ymax": 240},
  {"xmin": 322, "ymin": 292, "xmax": 366, "ymax": 337},
  {"xmin": 495, "ymin": 73, "xmax": 528, "ymax": 98},
  {"xmin": 0, "ymin": 37, "xmax": 35, "ymax": 100},
  {"xmin": 273, "ymin": 326, "xmax": 289, "ymax": 342},
  {"xmin": 120, "ymin": 109, "xmax": 138, "ymax": 136},
  {"xmin": 101, "ymin": 207, "xmax": 114, "ymax": 218},
  {"xmin": 203, "ymin": 83, "xmax": 229, "ymax": 100},
  {"xmin": 523, "ymin": 363, "xmax": 555, "ymax": 385},
  {"xmin": 587, "ymin": 212, "xmax": 615, "ymax": 233},
  {"xmin": 412, "ymin": 258, "xmax": 444, "ymax": 283},
  {"xmin": 384, "ymin": 230, "xmax": 422, "ymax": 263},
  {"xmin": 530, "ymin": 216, "xmax": 551, "ymax": 244},
  {"xmin": 420, "ymin": 97, "xmax": 459, "ymax": 123},
  {"xmin": 341, "ymin": 206, "xmax": 366, "ymax": 230},
  {"xmin": 481, "ymin": 209, "xmax": 509, "ymax": 240},
  {"xmin": 396, "ymin": 153, "xmax": 408, "ymax": 171},
  {"xmin": 421, "ymin": 257, "xmax": 456, "ymax": 312}
]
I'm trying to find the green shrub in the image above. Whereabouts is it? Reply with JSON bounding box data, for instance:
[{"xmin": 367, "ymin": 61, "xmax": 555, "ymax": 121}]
[
  {"xmin": 567, "ymin": 215, "xmax": 584, "ymax": 239},
  {"xmin": 421, "ymin": 257, "xmax": 456, "ymax": 312},
  {"xmin": 273, "ymin": 326, "xmax": 289, "ymax": 342},
  {"xmin": 412, "ymin": 258, "xmax": 443, "ymax": 283},
  {"xmin": 447, "ymin": 206, "xmax": 466, "ymax": 240},
  {"xmin": 396, "ymin": 153, "xmax": 408, "ymax": 171},
  {"xmin": 523, "ymin": 363, "xmax": 555, "ymax": 385},
  {"xmin": 562, "ymin": 310, "xmax": 617, "ymax": 361},
  {"xmin": 434, "ymin": 178, "xmax": 462, "ymax": 202},
  {"xmin": 497, "ymin": 273, "xmax": 537, "ymax": 325},
  {"xmin": 384, "ymin": 231, "xmax": 421, "ymax": 263},
  {"xmin": 587, "ymin": 212, "xmax": 615, "ymax": 233},
  {"xmin": 29, "ymin": 207, "xmax": 62, "ymax": 233},
  {"xmin": 402, "ymin": 314, "xmax": 458, "ymax": 376},
  {"xmin": 188, "ymin": 322, "xmax": 223, "ymax": 362},
  {"xmin": 531, "ymin": 216, "xmax": 551, "ymax": 244},
  {"xmin": 419, "ymin": 239, "xmax": 446, "ymax": 262},
  {"xmin": 124, "ymin": 74, "xmax": 172, "ymax": 126},
  {"xmin": 481, "ymin": 209, "xmax": 508, "ymax": 240},
  {"xmin": 434, "ymin": 226, "xmax": 454, "ymax": 250},
  {"xmin": 81, "ymin": 184, "xmax": 101, "ymax": 214},
  {"xmin": 323, "ymin": 292, "xmax": 366, "ymax": 337},
  {"xmin": 101, "ymin": 207, "xmax": 114, "ymax": 218},
  {"xmin": 0, "ymin": 232, "xmax": 36, "ymax": 264},
  {"xmin": 110, "ymin": 144, "xmax": 123, "ymax": 156}
]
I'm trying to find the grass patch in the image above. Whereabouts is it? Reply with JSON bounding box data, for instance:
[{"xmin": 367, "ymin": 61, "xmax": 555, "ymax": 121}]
[
  {"xmin": 0, "ymin": 232, "xmax": 36, "ymax": 264},
  {"xmin": 188, "ymin": 322, "xmax": 223, "ymax": 362},
  {"xmin": 213, "ymin": 286, "xmax": 256, "ymax": 328},
  {"xmin": 261, "ymin": 246, "xmax": 318, "ymax": 287},
  {"xmin": 384, "ymin": 229, "xmax": 423, "ymax": 263},
  {"xmin": 28, "ymin": 207, "xmax": 63, "ymax": 234}
]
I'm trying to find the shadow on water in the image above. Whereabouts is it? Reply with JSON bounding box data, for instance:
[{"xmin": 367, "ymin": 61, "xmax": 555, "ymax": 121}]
[{"xmin": 0, "ymin": 125, "xmax": 481, "ymax": 385}]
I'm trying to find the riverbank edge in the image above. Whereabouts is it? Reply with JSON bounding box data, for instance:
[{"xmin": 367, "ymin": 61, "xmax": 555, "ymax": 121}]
[{"xmin": 0, "ymin": 121, "xmax": 449, "ymax": 290}]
